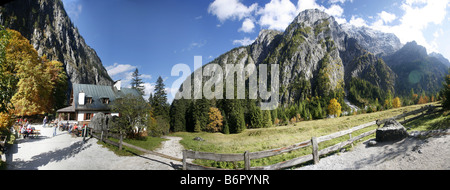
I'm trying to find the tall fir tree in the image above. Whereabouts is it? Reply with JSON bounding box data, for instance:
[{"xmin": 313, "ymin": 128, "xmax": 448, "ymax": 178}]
[
  {"xmin": 131, "ymin": 68, "xmax": 145, "ymax": 95},
  {"xmin": 169, "ymin": 98, "xmax": 188, "ymax": 132},
  {"xmin": 149, "ymin": 76, "xmax": 169, "ymax": 120}
]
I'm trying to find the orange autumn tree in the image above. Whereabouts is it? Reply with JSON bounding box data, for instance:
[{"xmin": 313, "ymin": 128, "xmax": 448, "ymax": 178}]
[
  {"xmin": 5, "ymin": 29, "xmax": 66, "ymax": 116},
  {"xmin": 206, "ymin": 107, "xmax": 223, "ymax": 133}
]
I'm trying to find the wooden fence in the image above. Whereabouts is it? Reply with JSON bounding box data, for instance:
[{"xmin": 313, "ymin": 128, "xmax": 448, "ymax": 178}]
[{"xmin": 182, "ymin": 105, "xmax": 438, "ymax": 170}]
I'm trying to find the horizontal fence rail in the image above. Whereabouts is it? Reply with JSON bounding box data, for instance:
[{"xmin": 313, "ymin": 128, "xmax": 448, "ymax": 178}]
[{"xmin": 183, "ymin": 105, "xmax": 438, "ymax": 170}]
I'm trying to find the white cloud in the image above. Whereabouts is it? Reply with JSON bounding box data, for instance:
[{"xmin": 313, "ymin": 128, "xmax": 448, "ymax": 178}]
[
  {"xmin": 257, "ymin": 0, "xmax": 346, "ymax": 31},
  {"xmin": 208, "ymin": 0, "xmax": 258, "ymax": 22},
  {"xmin": 349, "ymin": 15, "xmax": 367, "ymax": 27},
  {"xmin": 258, "ymin": 0, "xmax": 299, "ymax": 31},
  {"xmin": 239, "ymin": 18, "xmax": 256, "ymax": 33},
  {"xmin": 106, "ymin": 63, "xmax": 154, "ymax": 99},
  {"xmin": 233, "ymin": 37, "xmax": 255, "ymax": 46},
  {"xmin": 328, "ymin": 0, "xmax": 353, "ymax": 4},
  {"xmin": 297, "ymin": 0, "xmax": 323, "ymax": 12},
  {"xmin": 106, "ymin": 63, "xmax": 136, "ymax": 78},
  {"xmin": 324, "ymin": 4, "xmax": 346, "ymax": 24},
  {"xmin": 324, "ymin": 4, "xmax": 344, "ymax": 17},
  {"xmin": 143, "ymin": 82, "xmax": 155, "ymax": 100},
  {"xmin": 370, "ymin": 0, "xmax": 450, "ymax": 53},
  {"xmin": 378, "ymin": 11, "xmax": 397, "ymax": 24}
]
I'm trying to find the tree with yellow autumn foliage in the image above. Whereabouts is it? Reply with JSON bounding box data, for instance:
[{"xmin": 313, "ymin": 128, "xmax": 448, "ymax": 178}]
[
  {"xmin": 2, "ymin": 29, "xmax": 67, "ymax": 116},
  {"xmin": 206, "ymin": 107, "xmax": 223, "ymax": 133},
  {"xmin": 327, "ymin": 98, "xmax": 341, "ymax": 118},
  {"xmin": 392, "ymin": 97, "xmax": 401, "ymax": 108}
]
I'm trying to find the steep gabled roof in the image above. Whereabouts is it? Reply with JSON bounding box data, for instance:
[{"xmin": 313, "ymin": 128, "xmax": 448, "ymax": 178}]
[{"xmin": 71, "ymin": 83, "xmax": 141, "ymax": 111}]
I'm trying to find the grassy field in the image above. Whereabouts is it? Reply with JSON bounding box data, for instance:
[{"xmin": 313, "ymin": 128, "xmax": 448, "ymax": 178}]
[
  {"xmin": 173, "ymin": 102, "xmax": 447, "ymax": 168},
  {"xmin": 97, "ymin": 136, "xmax": 167, "ymax": 156}
]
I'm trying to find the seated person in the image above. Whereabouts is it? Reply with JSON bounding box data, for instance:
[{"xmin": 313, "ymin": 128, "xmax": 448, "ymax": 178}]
[{"xmin": 21, "ymin": 125, "xmax": 28, "ymax": 138}]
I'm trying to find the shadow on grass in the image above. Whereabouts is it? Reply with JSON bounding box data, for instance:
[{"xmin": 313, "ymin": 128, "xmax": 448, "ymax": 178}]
[{"xmin": 404, "ymin": 110, "xmax": 450, "ymax": 131}]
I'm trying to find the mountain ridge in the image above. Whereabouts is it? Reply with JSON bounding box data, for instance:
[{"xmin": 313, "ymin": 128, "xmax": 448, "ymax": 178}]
[
  {"xmin": 0, "ymin": 0, "xmax": 113, "ymax": 87},
  {"xmin": 175, "ymin": 8, "xmax": 448, "ymax": 108}
]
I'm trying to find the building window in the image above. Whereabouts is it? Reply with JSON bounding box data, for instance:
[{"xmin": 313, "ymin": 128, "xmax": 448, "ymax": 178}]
[
  {"xmin": 101, "ymin": 98, "xmax": 110, "ymax": 104},
  {"xmin": 84, "ymin": 113, "xmax": 94, "ymax": 120},
  {"xmin": 85, "ymin": 97, "xmax": 93, "ymax": 104}
]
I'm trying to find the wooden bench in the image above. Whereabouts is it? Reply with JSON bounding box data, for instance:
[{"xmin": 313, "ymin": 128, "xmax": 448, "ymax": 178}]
[
  {"xmin": 30, "ymin": 130, "xmax": 41, "ymax": 137},
  {"xmin": 19, "ymin": 130, "xmax": 41, "ymax": 138}
]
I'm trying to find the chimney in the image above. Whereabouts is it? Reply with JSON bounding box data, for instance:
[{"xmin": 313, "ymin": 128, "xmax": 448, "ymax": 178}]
[
  {"xmin": 114, "ymin": 80, "xmax": 121, "ymax": 91},
  {"xmin": 79, "ymin": 91, "xmax": 85, "ymax": 105}
]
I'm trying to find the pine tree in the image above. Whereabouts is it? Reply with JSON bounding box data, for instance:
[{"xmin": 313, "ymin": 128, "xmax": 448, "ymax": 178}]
[
  {"xmin": 194, "ymin": 119, "xmax": 201, "ymax": 133},
  {"xmin": 150, "ymin": 76, "xmax": 169, "ymax": 119},
  {"xmin": 194, "ymin": 98, "xmax": 210, "ymax": 132},
  {"xmin": 221, "ymin": 110, "xmax": 229, "ymax": 134},
  {"xmin": 262, "ymin": 110, "xmax": 272, "ymax": 128},
  {"xmin": 249, "ymin": 101, "xmax": 263, "ymax": 128},
  {"xmin": 223, "ymin": 99, "xmax": 246, "ymax": 133},
  {"xmin": 131, "ymin": 68, "xmax": 145, "ymax": 95},
  {"xmin": 169, "ymin": 99, "xmax": 188, "ymax": 132}
]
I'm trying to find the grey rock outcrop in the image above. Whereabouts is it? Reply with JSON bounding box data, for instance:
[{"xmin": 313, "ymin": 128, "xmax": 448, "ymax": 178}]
[
  {"xmin": 90, "ymin": 112, "xmax": 113, "ymax": 132},
  {"xmin": 376, "ymin": 119, "xmax": 409, "ymax": 142}
]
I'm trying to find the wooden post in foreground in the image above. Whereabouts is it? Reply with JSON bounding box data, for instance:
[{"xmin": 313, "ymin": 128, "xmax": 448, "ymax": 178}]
[
  {"xmin": 244, "ymin": 151, "xmax": 250, "ymax": 170},
  {"xmin": 182, "ymin": 150, "xmax": 187, "ymax": 170},
  {"xmin": 119, "ymin": 132, "xmax": 123, "ymax": 150},
  {"xmin": 311, "ymin": 137, "xmax": 319, "ymax": 164}
]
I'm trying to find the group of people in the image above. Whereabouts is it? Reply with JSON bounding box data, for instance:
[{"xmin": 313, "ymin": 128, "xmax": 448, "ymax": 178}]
[
  {"xmin": 17, "ymin": 118, "xmax": 34, "ymax": 138},
  {"xmin": 69, "ymin": 124, "xmax": 88, "ymax": 137},
  {"xmin": 16, "ymin": 116, "xmax": 89, "ymax": 138}
]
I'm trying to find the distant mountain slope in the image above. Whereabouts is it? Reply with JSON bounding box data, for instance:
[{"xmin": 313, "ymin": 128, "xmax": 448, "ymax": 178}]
[
  {"xmin": 384, "ymin": 41, "xmax": 448, "ymax": 95},
  {"xmin": 0, "ymin": 0, "xmax": 113, "ymax": 86}
]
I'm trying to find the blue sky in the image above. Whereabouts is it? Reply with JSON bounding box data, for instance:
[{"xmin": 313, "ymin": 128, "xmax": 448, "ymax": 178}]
[{"xmin": 61, "ymin": 0, "xmax": 450, "ymax": 102}]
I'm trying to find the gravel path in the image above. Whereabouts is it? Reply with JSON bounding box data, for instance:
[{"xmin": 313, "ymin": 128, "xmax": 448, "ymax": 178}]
[
  {"xmin": 8, "ymin": 124, "xmax": 449, "ymax": 170},
  {"xmin": 6, "ymin": 124, "xmax": 184, "ymax": 170},
  {"xmin": 297, "ymin": 134, "xmax": 450, "ymax": 170}
]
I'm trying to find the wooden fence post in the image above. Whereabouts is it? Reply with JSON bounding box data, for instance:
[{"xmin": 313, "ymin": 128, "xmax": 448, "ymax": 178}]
[
  {"xmin": 244, "ymin": 151, "xmax": 250, "ymax": 170},
  {"xmin": 119, "ymin": 132, "xmax": 123, "ymax": 151},
  {"xmin": 182, "ymin": 150, "xmax": 187, "ymax": 170},
  {"xmin": 349, "ymin": 133, "xmax": 353, "ymax": 148},
  {"xmin": 100, "ymin": 131, "xmax": 104, "ymax": 142},
  {"xmin": 311, "ymin": 137, "xmax": 319, "ymax": 164}
]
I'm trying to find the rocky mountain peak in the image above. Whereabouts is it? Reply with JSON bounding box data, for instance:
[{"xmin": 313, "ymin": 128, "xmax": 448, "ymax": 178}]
[
  {"xmin": 0, "ymin": 0, "xmax": 113, "ymax": 86},
  {"xmin": 292, "ymin": 9, "xmax": 333, "ymax": 26},
  {"xmin": 340, "ymin": 23, "xmax": 402, "ymax": 57}
]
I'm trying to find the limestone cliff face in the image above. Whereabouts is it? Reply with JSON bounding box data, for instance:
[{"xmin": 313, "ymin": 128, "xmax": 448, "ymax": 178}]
[{"xmin": 0, "ymin": 0, "xmax": 113, "ymax": 86}]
